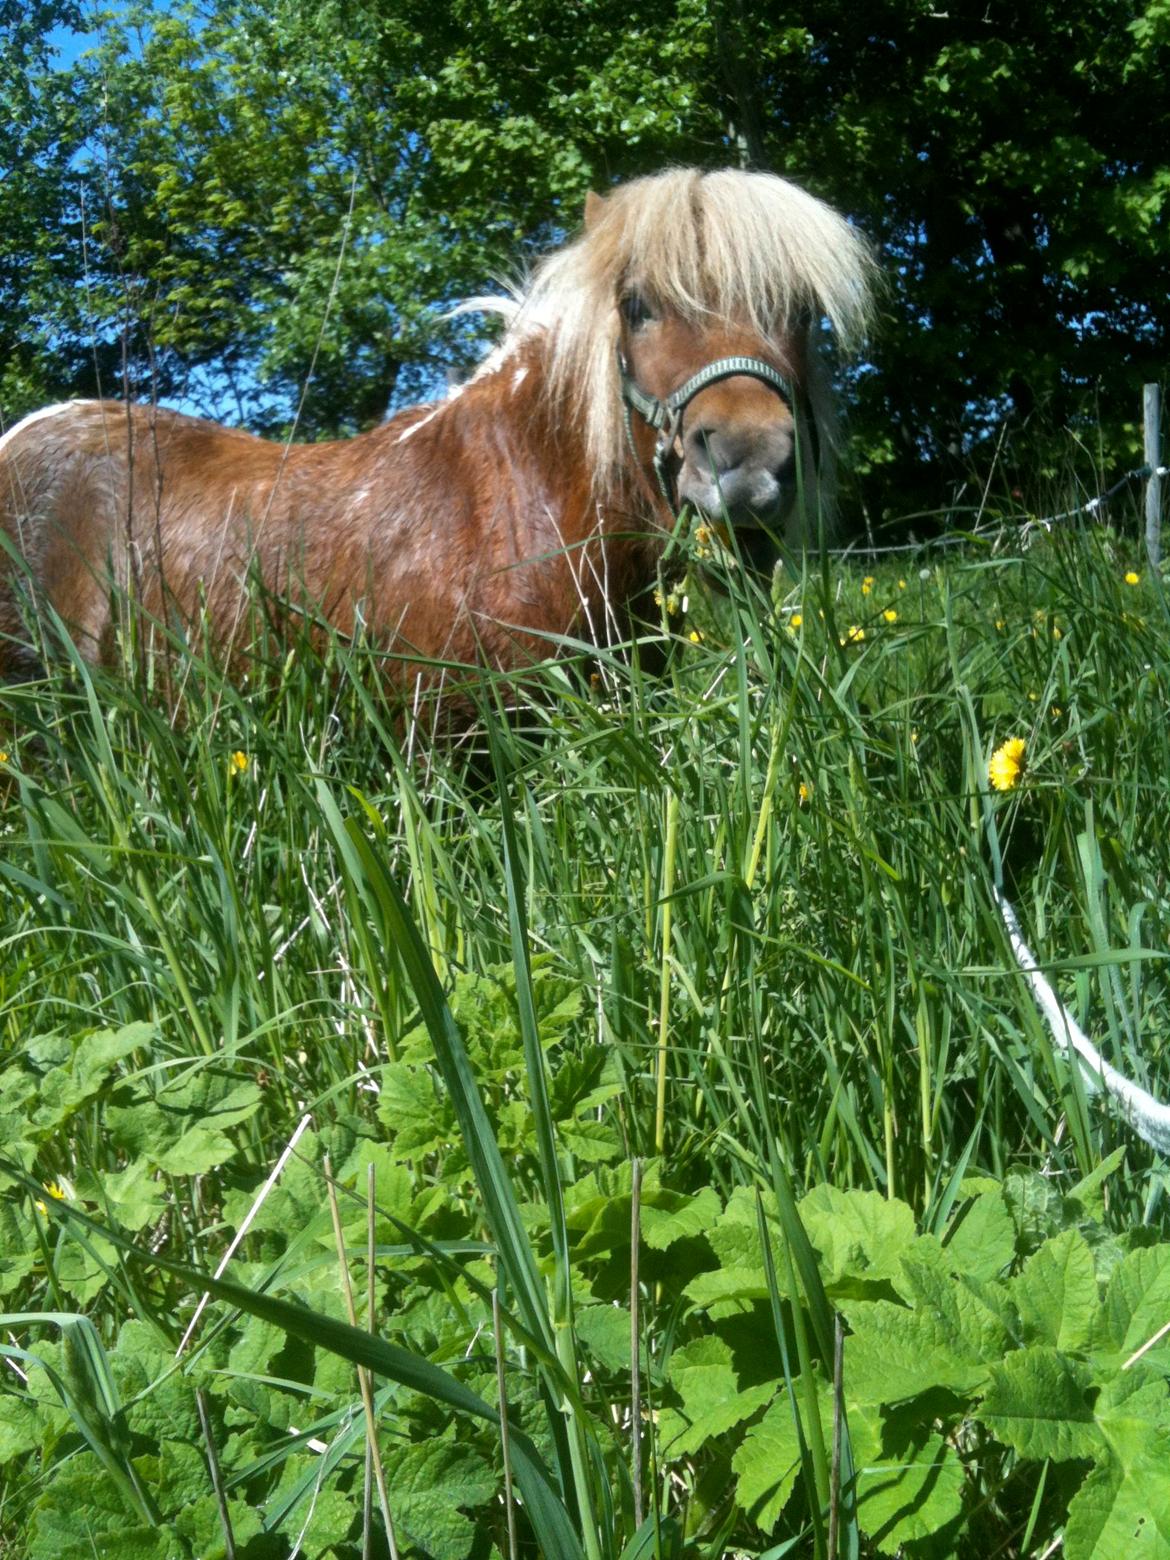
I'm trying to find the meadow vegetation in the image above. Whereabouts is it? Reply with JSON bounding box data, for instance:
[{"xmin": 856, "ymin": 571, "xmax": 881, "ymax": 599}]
[{"xmin": 3, "ymin": 502, "xmax": 1170, "ymax": 1557}]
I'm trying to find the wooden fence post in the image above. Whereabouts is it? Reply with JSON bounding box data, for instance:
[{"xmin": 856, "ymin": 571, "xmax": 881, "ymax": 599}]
[{"xmin": 1145, "ymin": 383, "xmax": 1162, "ymax": 570}]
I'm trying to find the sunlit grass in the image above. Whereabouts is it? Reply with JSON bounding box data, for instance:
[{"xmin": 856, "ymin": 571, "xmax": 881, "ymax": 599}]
[{"xmin": 3, "ymin": 514, "xmax": 1170, "ymax": 1554}]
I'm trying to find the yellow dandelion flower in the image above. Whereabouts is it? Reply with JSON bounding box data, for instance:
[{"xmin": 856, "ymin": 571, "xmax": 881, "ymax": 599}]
[
  {"xmin": 883, "ymin": 608, "xmax": 897, "ymax": 623},
  {"xmin": 989, "ymin": 737, "xmax": 1027, "ymax": 792},
  {"xmin": 840, "ymin": 625, "xmax": 865, "ymax": 645},
  {"xmin": 230, "ymin": 750, "xmax": 249, "ymax": 774},
  {"xmin": 1125, "ymin": 570, "xmax": 1141, "ymax": 586}
]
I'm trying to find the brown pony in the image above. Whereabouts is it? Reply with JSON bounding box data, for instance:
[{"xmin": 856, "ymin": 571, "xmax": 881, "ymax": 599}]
[{"xmin": 0, "ymin": 168, "xmax": 871, "ymax": 692}]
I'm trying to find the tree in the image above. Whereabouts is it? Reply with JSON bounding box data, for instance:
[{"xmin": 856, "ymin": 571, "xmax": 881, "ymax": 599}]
[{"xmin": 5, "ymin": 0, "xmax": 1169, "ymax": 521}]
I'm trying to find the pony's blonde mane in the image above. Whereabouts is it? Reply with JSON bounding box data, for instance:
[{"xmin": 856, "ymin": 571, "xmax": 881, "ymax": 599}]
[{"xmin": 493, "ymin": 167, "xmax": 875, "ymax": 494}]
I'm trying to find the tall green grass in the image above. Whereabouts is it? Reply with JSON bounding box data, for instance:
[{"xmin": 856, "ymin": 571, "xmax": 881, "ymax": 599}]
[{"xmin": 2, "ymin": 510, "xmax": 1170, "ymax": 1556}]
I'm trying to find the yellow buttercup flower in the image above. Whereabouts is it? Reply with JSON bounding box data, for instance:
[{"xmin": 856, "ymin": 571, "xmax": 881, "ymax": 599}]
[
  {"xmin": 34, "ymin": 1180, "xmax": 69, "ymax": 1215},
  {"xmin": 230, "ymin": 750, "xmax": 249, "ymax": 775},
  {"xmin": 787, "ymin": 612, "xmax": 803, "ymax": 633},
  {"xmin": 688, "ymin": 629, "xmax": 703, "ymax": 644},
  {"xmin": 840, "ymin": 625, "xmax": 865, "ymax": 645},
  {"xmin": 798, "ymin": 781, "xmax": 812, "ymax": 804},
  {"xmin": 1125, "ymin": 571, "xmax": 1141, "ymax": 586},
  {"xmin": 861, "ymin": 576, "xmax": 875, "ymax": 595},
  {"xmin": 883, "ymin": 608, "xmax": 897, "ymax": 623},
  {"xmin": 989, "ymin": 737, "xmax": 1026, "ymax": 792}
]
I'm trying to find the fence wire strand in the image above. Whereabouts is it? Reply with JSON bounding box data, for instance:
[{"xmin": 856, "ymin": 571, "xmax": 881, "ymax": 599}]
[{"xmin": 831, "ymin": 463, "xmax": 1169, "ymax": 560}]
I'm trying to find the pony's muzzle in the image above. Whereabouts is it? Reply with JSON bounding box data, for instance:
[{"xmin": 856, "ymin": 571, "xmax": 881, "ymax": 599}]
[{"xmin": 679, "ymin": 413, "xmax": 796, "ymax": 526}]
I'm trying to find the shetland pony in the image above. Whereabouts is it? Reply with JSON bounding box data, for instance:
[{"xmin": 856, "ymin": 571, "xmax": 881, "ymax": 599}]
[{"xmin": 0, "ymin": 168, "xmax": 872, "ymax": 691}]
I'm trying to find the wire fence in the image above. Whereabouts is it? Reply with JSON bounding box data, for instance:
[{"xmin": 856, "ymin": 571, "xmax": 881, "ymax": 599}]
[{"xmin": 832, "ymin": 465, "xmax": 1168, "ymax": 562}]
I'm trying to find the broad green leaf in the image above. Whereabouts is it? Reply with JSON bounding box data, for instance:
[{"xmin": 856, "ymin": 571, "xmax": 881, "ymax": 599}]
[
  {"xmin": 173, "ymin": 1494, "xmax": 264, "ymax": 1558},
  {"xmin": 1093, "ymin": 1367, "xmax": 1170, "ymax": 1464},
  {"xmin": 54, "ymin": 1229, "xmax": 120, "ymax": 1304},
  {"xmin": 977, "ymin": 1347, "xmax": 1102, "ymax": 1461},
  {"xmin": 576, "ymin": 1303, "xmax": 633, "ymax": 1372},
  {"xmin": 1064, "ymin": 1452, "xmax": 1170, "ymax": 1559},
  {"xmin": 26, "ymin": 1457, "xmax": 168, "ymax": 1559},
  {"xmin": 897, "ymin": 1251, "xmax": 1014, "ymax": 1351},
  {"xmin": 143, "ymin": 1437, "xmax": 209, "ymax": 1514},
  {"xmin": 387, "ymin": 1438, "xmax": 497, "ymax": 1560},
  {"xmin": 375, "ymin": 1060, "xmax": 455, "ymax": 1158},
  {"xmin": 31, "ymin": 1023, "xmax": 153, "ymax": 1131},
  {"xmin": 660, "ymin": 1335, "xmax": 774, "ymax": 1456},
  {"xmin": 852, "ymin": 1401, "xmax": 965, "ymax": 1553},
  {"xmin": 106, "ymin": 1070, "xmax": 261, "ymax": 1175},
  {"xmin": 942, "ymin": 1188, "xmax": 1016, "ymax": 1283},
  {"xmin": 0, "ymin": 1392, "xmax": 45, "ymax": 1464},
  {"xmin": 269, "ymin": 1458, "xmax": 356, "ymax": 1549},
  {"xmin": 843, "ymin": 1252, "xmax": 1010, "ymax": 1404},
  {"xmin": 842, "ymin": 1295, "xmax": 994, "ymax": 1404},
  {"xmin": 683, "ymin": 1265, "xmax": 770, "ymax": 1314},
  {"xmin": 1094, "ymin": 1245, "xmax": 1170, "ymax": 1371},
  {"xmin": 731, "ymin": 1387, "xmax": 806, "ymax": 1533},
  {"xmin": 154, "ymin": 1125, "xmax": 237, "ymax": 1176},
  {"xmin": 704, "ymin": 1184, "xmax": 775, "ymax": 1272},
  {"xmin": 1013, "ymin": 1228, "xmax": 1099, "ymax": 1352},
  {"xmin": 641, "ymin": 1185, "xmax": 722, "ymax": 1250},
  {"xmin": 799, "ymin": 1185, "xmax": 917, "ymax": 1289},
  {"xmin": 82, "ymin": 1160, "xmax": 167, "ymax": 1233},
  {"xmin": 109, "ymin": 1322, "xmax": 202, "ymax": 1446}
]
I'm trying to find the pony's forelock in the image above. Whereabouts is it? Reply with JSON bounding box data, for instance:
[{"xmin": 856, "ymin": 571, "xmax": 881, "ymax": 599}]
[{"xmin": 485, "ymin": 167, "xmax": 874, "ymax": 491}]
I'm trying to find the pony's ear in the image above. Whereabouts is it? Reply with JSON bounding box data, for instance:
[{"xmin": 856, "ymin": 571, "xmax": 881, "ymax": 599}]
[{"xmin": 583, "ymin": 190, "xmax": 605, "ymax": 228}]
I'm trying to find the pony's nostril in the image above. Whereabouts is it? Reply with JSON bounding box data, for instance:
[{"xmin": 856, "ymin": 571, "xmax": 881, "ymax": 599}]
[{"xmin": 687, "ymin": 426, "xmax": 748, "ymax": 477}]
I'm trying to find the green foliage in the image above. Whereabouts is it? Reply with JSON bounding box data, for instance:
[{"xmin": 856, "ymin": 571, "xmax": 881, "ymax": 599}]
[{"xmin": 6, "ymin": 520, "xmax": 1170, "ymax": 1553}]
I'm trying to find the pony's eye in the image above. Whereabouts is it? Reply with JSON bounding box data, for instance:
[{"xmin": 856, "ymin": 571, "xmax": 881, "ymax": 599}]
[{"xmin": 619, "ymin": 292, "xmax": 654, "ymax": 328}]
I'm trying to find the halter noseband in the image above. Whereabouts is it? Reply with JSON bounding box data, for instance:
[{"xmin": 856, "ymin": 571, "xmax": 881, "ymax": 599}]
[{"xmin": 618, "ymin": 351, "xmax": 795, "ymax": 510}]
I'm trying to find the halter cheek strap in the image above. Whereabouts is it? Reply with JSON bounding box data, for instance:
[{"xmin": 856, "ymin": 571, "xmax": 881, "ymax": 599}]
[{"xmin": 618, "ymin": 351, "xmax": 796, "ymax": 509}]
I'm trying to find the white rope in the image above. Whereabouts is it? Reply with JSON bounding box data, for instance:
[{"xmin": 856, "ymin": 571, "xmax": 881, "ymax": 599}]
[{"xmin": 995, "ymin": 889, "xmax": 1170, "ymax": 1156}]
